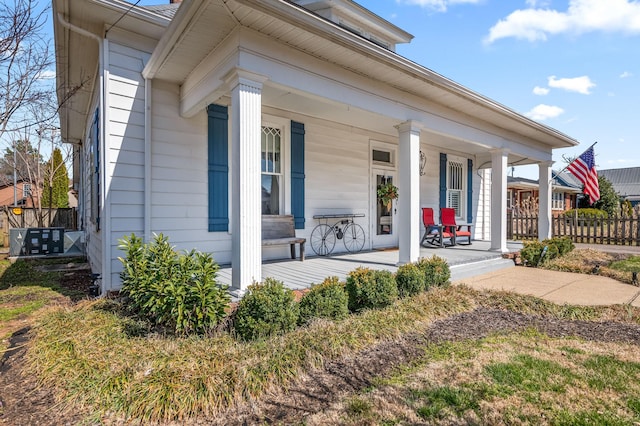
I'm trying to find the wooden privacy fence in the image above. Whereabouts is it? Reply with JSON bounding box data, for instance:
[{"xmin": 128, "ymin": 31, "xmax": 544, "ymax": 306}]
[
  {"xmin": 508, "ymin": 211, "xmax": 640, "ymax": 246},
  {"xmin": 1, "ymin": 207, "xmax": 77, "ymax": 231}
]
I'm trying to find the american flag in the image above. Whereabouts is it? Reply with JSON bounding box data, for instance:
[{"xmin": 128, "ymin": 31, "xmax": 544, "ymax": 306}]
[{"xmin": 567, "ymin": 146, "xmax": 600, "ymax": 204}]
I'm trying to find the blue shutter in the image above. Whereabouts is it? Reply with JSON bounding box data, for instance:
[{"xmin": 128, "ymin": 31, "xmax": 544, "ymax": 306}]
[
  {"xmin": 207, "ymin": 104, "xmax": 229, "ymax": 232},
  {"xmin": 291, "ymin": 121, "xmax": 305, "ymax": 229},
  {"xmin": 439, "ymin": 153, "xmax": 447, "ymax": 208},
  {"xmin": 467, "ymin": 158, "xmax": 473, "ymax": 223}
]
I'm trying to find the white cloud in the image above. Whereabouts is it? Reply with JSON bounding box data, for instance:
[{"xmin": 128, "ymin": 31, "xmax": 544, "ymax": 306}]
[
  {"xmin": 620, "ymin": 71, "xmax": 633, "ymax": 78},
  {"xmin": 526, "ymin": 0, "xmax": 551, "ymax": 7},
  {"xmin": 525, "ymin": 104, "xmax": 565, "ymax": 120},
  {"xmin": 533, "ymin": 86, "xmax": 550, "ymax": 95},
  {"xmin": 36, "ymin": 70, "xmax": 56, "ymax": 80},
  {"xmin": 484, "ymin": 0, "xmax": 640, "ymax": 44},
  {"xmin": 548, "ymin": 75, "xmax": 595, "ymax": 94},
  {"xmin": 397, "ymin": 0, "xmax": 481, "ymax": 12}
]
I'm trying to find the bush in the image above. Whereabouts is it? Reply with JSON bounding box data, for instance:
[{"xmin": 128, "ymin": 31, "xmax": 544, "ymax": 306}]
[
  {"xmin": 520, "ymin": 240, "xmax": 544, "ymax": 266},
  {"xmin": 417, "ymin": 255, "xmax": 450, "ymax": 288},
  {"xmin": 118, "ymin": 233, "xmax": 229, "ymax": 335},
  {"xmin": 543, "ymin": 236, "xmax": 575, "ymax": 256},
  {"xmin": 234, "ymin": 278, "xmax": 299, "ymax": 341},
  {"xmin": 346, "ymin": 267, "xmax": 398, "ymax": 312},
  {"xmin": 298, "ymin": 276, "xmax": 349, "ymax": 325},
  {"xmin": 564, "ymin": 208, "xmax": 608, "ymax": 219},
  {"xmin": 521, "ymin": 239, "xmax": 565, "ymax": 266},
  {"xmin": 396, "ymin": 262, "xmax": 427, "ymax": 298}
]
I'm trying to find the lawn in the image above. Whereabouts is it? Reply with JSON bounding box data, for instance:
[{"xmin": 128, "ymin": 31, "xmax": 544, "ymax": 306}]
[{"xmin": 1, "ymin": 250, "xmax": 640, "ymax": 425}]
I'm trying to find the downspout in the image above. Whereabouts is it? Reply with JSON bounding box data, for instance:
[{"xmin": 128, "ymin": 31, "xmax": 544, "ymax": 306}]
[
  {"xmin": 56, "ymin": 12, "xmax": 108, "ymax": 294},
  {"xmin": 144, "ymin": 77, "xmax": 151, "ymax": 242}
]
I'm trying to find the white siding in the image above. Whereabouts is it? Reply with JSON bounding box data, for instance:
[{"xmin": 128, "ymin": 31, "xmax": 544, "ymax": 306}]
[
  {"xmin": 106, "ymin": 41, "xmax": 150, "ymax": 287},
  {"xmin": 149, "ymin": 81, "xmax": 231, "ymax": 263}
]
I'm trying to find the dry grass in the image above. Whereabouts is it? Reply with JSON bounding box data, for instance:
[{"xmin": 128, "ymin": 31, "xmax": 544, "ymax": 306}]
[
  {"xmin": 25, "ymin": 286, "xmax": 478, "ymax": 422},
  {"xmin": 545, "ymin": 248, "xmax": 638, "ymax": 284},
  {"xmin": 15, "ymin": 249, "xmax": 640, "ymax": 424},
  {"xmin": 309, "ymin": 332, "xmax": 640, "ymax": 425}
]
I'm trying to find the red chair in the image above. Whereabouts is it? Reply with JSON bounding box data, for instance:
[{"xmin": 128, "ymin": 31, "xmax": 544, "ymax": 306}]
[
  {"xmin": 421, "ymin": 207, "xmax": 453, "ymax": 247},
  {"xmin": 440, "ymin": 208, "xmax": 472, "ymax": 245}
]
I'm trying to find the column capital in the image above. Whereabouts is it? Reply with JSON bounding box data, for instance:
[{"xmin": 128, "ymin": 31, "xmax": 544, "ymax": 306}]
[
  {"xmin": 538, "ymin": 160, "xmax": 555, "ymax": 168},
  {"xmin": 489, "ymin": 148, "xmax": 510, "ymax": 156},
  {"xmin": 223, "ymin": 68, "xmax": 268, "ymax": 91},
  {"xmin": 395, "ymin": 120, "xmax": 423, "ymax": 134}
]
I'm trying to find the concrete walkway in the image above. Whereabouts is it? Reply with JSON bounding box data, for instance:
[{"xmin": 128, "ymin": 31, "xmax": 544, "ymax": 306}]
[{"xmin": 456, "ymin": 266, "xmax": 640, "ymax": 307}]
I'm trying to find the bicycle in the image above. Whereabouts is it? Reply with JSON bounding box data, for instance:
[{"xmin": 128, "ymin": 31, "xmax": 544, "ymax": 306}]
[{"xmin": 310, "ymin": 214, "xmax": 366, "ymax": 256}]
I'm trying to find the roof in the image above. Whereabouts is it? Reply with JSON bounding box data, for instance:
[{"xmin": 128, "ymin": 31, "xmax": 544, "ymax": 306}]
[
  {"xmin": 141, "ymin": 4, "xmax": 180, "ymax": 19},
  {"xmin": 54, "ymin": 0, "xmax": 579, "ymax": 154},
  {"xmin": 507, "ymin": 171, "xmax": 582, "ymax": 193},
  {"xmin": 599, "ymin": 167, "xmax": 640, "ymax": 197}
]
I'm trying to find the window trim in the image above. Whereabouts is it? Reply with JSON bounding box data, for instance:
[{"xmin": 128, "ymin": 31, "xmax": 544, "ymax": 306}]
[
  {"xmin": 446, "ymin": 155, "xmax": 466, "ymax": 220},
  {"xmin": 370, "ymin": 140, "xmax": 396, "ymax": 170}
]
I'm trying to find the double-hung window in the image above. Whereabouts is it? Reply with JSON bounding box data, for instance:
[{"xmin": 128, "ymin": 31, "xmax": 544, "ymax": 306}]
[
  {"xmin": 261, "ymin": 126, "xmax": 282, "ymax": 215},
  {"xmin": 552, "ymin": 192, "xmax": 564, "ymax": 210},
  {"xmin": 447, "ymin": 159, "xmax": 465, "ymax": 218}
]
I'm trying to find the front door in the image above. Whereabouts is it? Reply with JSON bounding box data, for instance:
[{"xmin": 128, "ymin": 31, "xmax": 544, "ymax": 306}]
[{"xmin": 371, "ymin": 170, "xmax": 398, "ymax": 248}]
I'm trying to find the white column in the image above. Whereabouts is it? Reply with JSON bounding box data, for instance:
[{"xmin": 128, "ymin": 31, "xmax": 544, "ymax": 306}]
[
  {"xmin": 538, "ymin": 161, "xmax": 553, "ymax": 240},
  {"xmin": 490, "ymin": 149, "xmax": 508, "ymax": 252},
  {"xmin": 225, "ymin": 69, "xmax": 267, "ymax": 295},
  {"xmin": 396, "ymin": 121, "xmax": 422, "ymax": 265}
]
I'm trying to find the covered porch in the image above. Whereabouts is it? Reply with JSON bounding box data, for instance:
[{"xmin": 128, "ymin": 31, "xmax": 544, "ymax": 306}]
[{"xmin": 217, "ymin": 240, "xmax": 523, "ymax": 292}]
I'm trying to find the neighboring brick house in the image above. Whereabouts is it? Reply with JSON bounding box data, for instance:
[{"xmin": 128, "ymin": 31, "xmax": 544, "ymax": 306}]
[
  {"xmin": 508, "ymin": 170, "xmax": 581, "ymax": 215},
  {"xmin": 0, "ymin": 181, "xmax": 39, "ymax": 207},
  {"xmin": 599, "ymin": 167, "xmax": 640, "ymax": 206}
]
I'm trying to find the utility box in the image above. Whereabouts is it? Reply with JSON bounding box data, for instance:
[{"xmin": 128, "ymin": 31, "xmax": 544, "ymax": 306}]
[{"xmin": 10, "ymin": 228, "xmax": 65, "ymax": 256}]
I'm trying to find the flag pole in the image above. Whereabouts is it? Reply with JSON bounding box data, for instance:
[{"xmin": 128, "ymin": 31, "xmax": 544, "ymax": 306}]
[{"xmin": 554, "ymin": 141, "xmax": 598, "ymax": 177}]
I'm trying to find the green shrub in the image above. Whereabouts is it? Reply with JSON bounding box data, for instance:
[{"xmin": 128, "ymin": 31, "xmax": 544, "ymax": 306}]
[
  {"xmin": 564, "ymin": 208, "xmax": 608, "ymax": 219},
  {"xmin": 521, "ymin": 240, "xmax": 562, "ymax": 266},
  {"xmin": 118, "ymin": 233, "xmax": 229, "ymax": 335},
  {"xmin": 234, "ymin": 278, "xmax": 299, "ymax": 341},
  {"xmin": 417, "ymin": 255, "xmax": 451, "ymax": 288},
  {"xmin": 346, "ymin": 267, "xmax": 398, "ymax": 312},
  {"xmin": 520, "ymin": 240, "xmax": 544, "ymax": 266},
  {"xmin": 298, "ymin": 276, "xmax": 349, "ymax": 325},
  {"xmin": 543, "ymin": 236, "xmax": 575, "ymax": 256},
  {"xmin": 396, "ymin": 262, "xmax": 427, "ymax": 298}
]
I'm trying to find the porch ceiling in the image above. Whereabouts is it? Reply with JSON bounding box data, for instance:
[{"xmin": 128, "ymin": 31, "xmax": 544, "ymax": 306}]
[{"xmin": 145, "ymin": 0, "xmax": 578, "ymax": 151}]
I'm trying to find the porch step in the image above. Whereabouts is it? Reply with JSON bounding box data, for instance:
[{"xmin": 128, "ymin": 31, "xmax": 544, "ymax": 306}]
[{"xmin": 450, "ymin": 257, "xmax": 515, "ymax": 283}]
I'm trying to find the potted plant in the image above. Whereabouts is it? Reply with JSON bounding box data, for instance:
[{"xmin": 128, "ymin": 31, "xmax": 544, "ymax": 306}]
[{"xmin": 377, "ymin": 182, "xmax": 398, "ymax": 207}]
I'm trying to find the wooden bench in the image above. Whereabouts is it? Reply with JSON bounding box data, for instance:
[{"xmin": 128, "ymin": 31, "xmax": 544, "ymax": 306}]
[{"xmin": 262, "ymin": 215, "xmax": 306, "ymax": 261}]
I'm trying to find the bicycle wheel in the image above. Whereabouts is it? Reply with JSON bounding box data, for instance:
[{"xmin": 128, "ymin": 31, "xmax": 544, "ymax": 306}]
[
  {"xmin": 310, "ymin": 224, "xmax": 336, "ymax": 256},
  {"xmin": 343, "ymin": 223, "xmax": 365, "ymax": 253}
]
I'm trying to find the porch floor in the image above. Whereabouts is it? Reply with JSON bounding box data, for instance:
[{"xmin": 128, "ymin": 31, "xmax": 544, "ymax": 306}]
[{"xmin": 217, "ymin": 240, "xmax": 523, "ymax": 291}]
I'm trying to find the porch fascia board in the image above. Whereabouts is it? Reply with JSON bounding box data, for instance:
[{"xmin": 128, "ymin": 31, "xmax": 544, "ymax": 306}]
[
  {"xmin": 142, "ymin": 0, "xmax": 209, "ymax": 79},
  {"xmin": 180, "ymin": 49, "xmax": 241, "ymax": 117}
]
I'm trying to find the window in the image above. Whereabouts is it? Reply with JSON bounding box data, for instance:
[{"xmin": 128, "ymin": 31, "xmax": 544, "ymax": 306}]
[
  {"xmin": 507, "ymin": 189, "xmax": 514, "ymax": 209},
  {"xmin": 22, "ymin": 183, "xmax": 32, "ymax": 198},
  {"xmin": 90, "ymin": 108, "xmax": 100, "ymax": 230},
  {"xmin": 447, "ymin": 160, "xmax": 464, "ymax": 217},
  {"xmin": 261, "ymin": 126, "xmax": 282, "ymax": 215},
  {"xmin": 552, "ymin": 192, "xmax": 564, "ymax": 210}
]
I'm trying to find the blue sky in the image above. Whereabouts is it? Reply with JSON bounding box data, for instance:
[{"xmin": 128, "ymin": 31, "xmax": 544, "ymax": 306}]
[{"xmin": 43, "ymin": 0, "xmax": 639, "ymax": 178}]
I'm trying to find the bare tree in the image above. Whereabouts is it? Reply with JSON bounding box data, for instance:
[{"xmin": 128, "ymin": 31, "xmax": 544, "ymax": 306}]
[{"xmin": 0, "ymin": 0, "xmax": 52, "ymax": 140}]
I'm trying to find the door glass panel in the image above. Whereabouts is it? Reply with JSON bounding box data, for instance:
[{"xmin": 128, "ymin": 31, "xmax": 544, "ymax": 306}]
[{"xmin": 376, "ymin": 174, "xmax": 393, "ymax": 235}]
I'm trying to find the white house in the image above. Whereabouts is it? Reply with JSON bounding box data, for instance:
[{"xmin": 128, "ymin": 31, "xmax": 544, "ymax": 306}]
[{"xmin": 53, "ymin": 0, "xmax": 578, "ymax": 295}]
